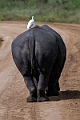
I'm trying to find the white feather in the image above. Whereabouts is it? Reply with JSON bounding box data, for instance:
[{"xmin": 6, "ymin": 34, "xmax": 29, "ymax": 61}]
[{"xmin": 27, "ymin": 16, "xmax": 34, "ymax": 30}]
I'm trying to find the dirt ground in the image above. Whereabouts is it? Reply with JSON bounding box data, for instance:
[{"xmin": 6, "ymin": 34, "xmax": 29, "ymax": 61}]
[{"xmin": 0, "ymin": 21, "xmax": 80, "ymax": 120}]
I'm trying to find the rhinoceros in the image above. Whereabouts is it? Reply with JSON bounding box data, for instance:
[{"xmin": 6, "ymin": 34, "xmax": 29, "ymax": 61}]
[{"xmin": 11, "ymin": 25, "xmax": 66, "ymax": 102}]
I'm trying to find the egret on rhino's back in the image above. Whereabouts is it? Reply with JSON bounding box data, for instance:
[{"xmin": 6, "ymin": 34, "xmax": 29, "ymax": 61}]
[{"xmin": 27, "ymin": 16, "xmax": 34, "ymax": 30}]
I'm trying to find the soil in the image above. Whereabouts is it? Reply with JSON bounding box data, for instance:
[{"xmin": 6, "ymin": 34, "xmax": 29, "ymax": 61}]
[{"xmin": 0, "ymin": 21, "xmax": 80, "ymax": 120}]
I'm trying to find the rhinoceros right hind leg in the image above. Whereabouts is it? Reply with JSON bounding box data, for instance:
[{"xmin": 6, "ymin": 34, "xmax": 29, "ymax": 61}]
[{"xmin": 37, "ymin": 73, "xmax": 49, "ymax": 102}]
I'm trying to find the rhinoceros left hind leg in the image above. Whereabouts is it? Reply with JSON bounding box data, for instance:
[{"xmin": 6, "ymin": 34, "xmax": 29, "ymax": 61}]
[{"xmin": 24, "ymin": 76, "xmax": 37, "ymax": 102}]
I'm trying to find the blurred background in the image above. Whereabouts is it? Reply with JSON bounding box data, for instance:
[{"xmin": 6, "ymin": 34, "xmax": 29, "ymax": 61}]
[{"xmin": 0, "ymin": 0, "xmax": 80, "ymax": 23}]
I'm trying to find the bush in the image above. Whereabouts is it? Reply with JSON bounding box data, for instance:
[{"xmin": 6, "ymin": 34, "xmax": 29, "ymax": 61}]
[{"xmin": 0, "ymin": 0, "xmax": 80, "ymax": 23}]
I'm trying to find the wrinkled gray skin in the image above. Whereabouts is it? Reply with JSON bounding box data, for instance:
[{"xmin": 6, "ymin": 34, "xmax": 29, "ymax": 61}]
[{"xmin": 11, "ymin": 25, "xmax": 66, "ymax": 102}]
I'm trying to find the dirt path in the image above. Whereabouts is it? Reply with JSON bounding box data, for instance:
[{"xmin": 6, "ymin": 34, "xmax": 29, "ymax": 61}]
[{"xmin": 0, "ymin": 22, "xmax": 80, "ymax": 120}]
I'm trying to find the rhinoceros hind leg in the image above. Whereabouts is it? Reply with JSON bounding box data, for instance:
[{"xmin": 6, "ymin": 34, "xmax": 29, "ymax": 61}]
[
  {"xmin": 37, "ymin": 96, "xmax": 49, "ymax": 102},
  {"xmin": 27, "ymin": 96, "xmax": 37, "ymax": 102}
]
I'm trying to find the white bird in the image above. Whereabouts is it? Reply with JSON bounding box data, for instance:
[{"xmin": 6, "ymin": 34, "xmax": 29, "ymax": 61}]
[{"xmin": 27, "ymin": 16, "xmax": 34, "ymax": 30}]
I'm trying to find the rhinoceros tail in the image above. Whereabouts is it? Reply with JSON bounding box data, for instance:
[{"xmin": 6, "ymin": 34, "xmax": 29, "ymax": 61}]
[{"xmin": 29, "ymin": 30, "xmax": 35, "ymax": 74}]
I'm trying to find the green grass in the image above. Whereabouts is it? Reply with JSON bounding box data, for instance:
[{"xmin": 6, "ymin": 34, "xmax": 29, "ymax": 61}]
[{"xmin": 0, "ymin": 0, "xmax": 80, "ymax": 23}]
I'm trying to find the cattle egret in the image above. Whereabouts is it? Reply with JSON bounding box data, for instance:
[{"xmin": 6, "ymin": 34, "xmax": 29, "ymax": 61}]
[{"xmin": 27, "ymin": 16, "xmax": 34, "ymax": 30}]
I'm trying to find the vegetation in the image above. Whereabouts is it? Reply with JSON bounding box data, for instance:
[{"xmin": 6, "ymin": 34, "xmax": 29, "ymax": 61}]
[{"xmin": 0, "ymin": 0, "xmax": 80, "ymax": 23}]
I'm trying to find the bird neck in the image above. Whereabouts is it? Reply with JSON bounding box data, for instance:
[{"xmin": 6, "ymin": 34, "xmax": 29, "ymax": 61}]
[{"xmin": 32, "ymin": 17, "xmax": 34, "ymax": 20}]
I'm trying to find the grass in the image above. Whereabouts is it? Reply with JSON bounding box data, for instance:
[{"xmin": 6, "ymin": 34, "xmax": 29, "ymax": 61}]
[{"xmin": 0, "ymin": 0, "xmax": 80, "ymax": 24}]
